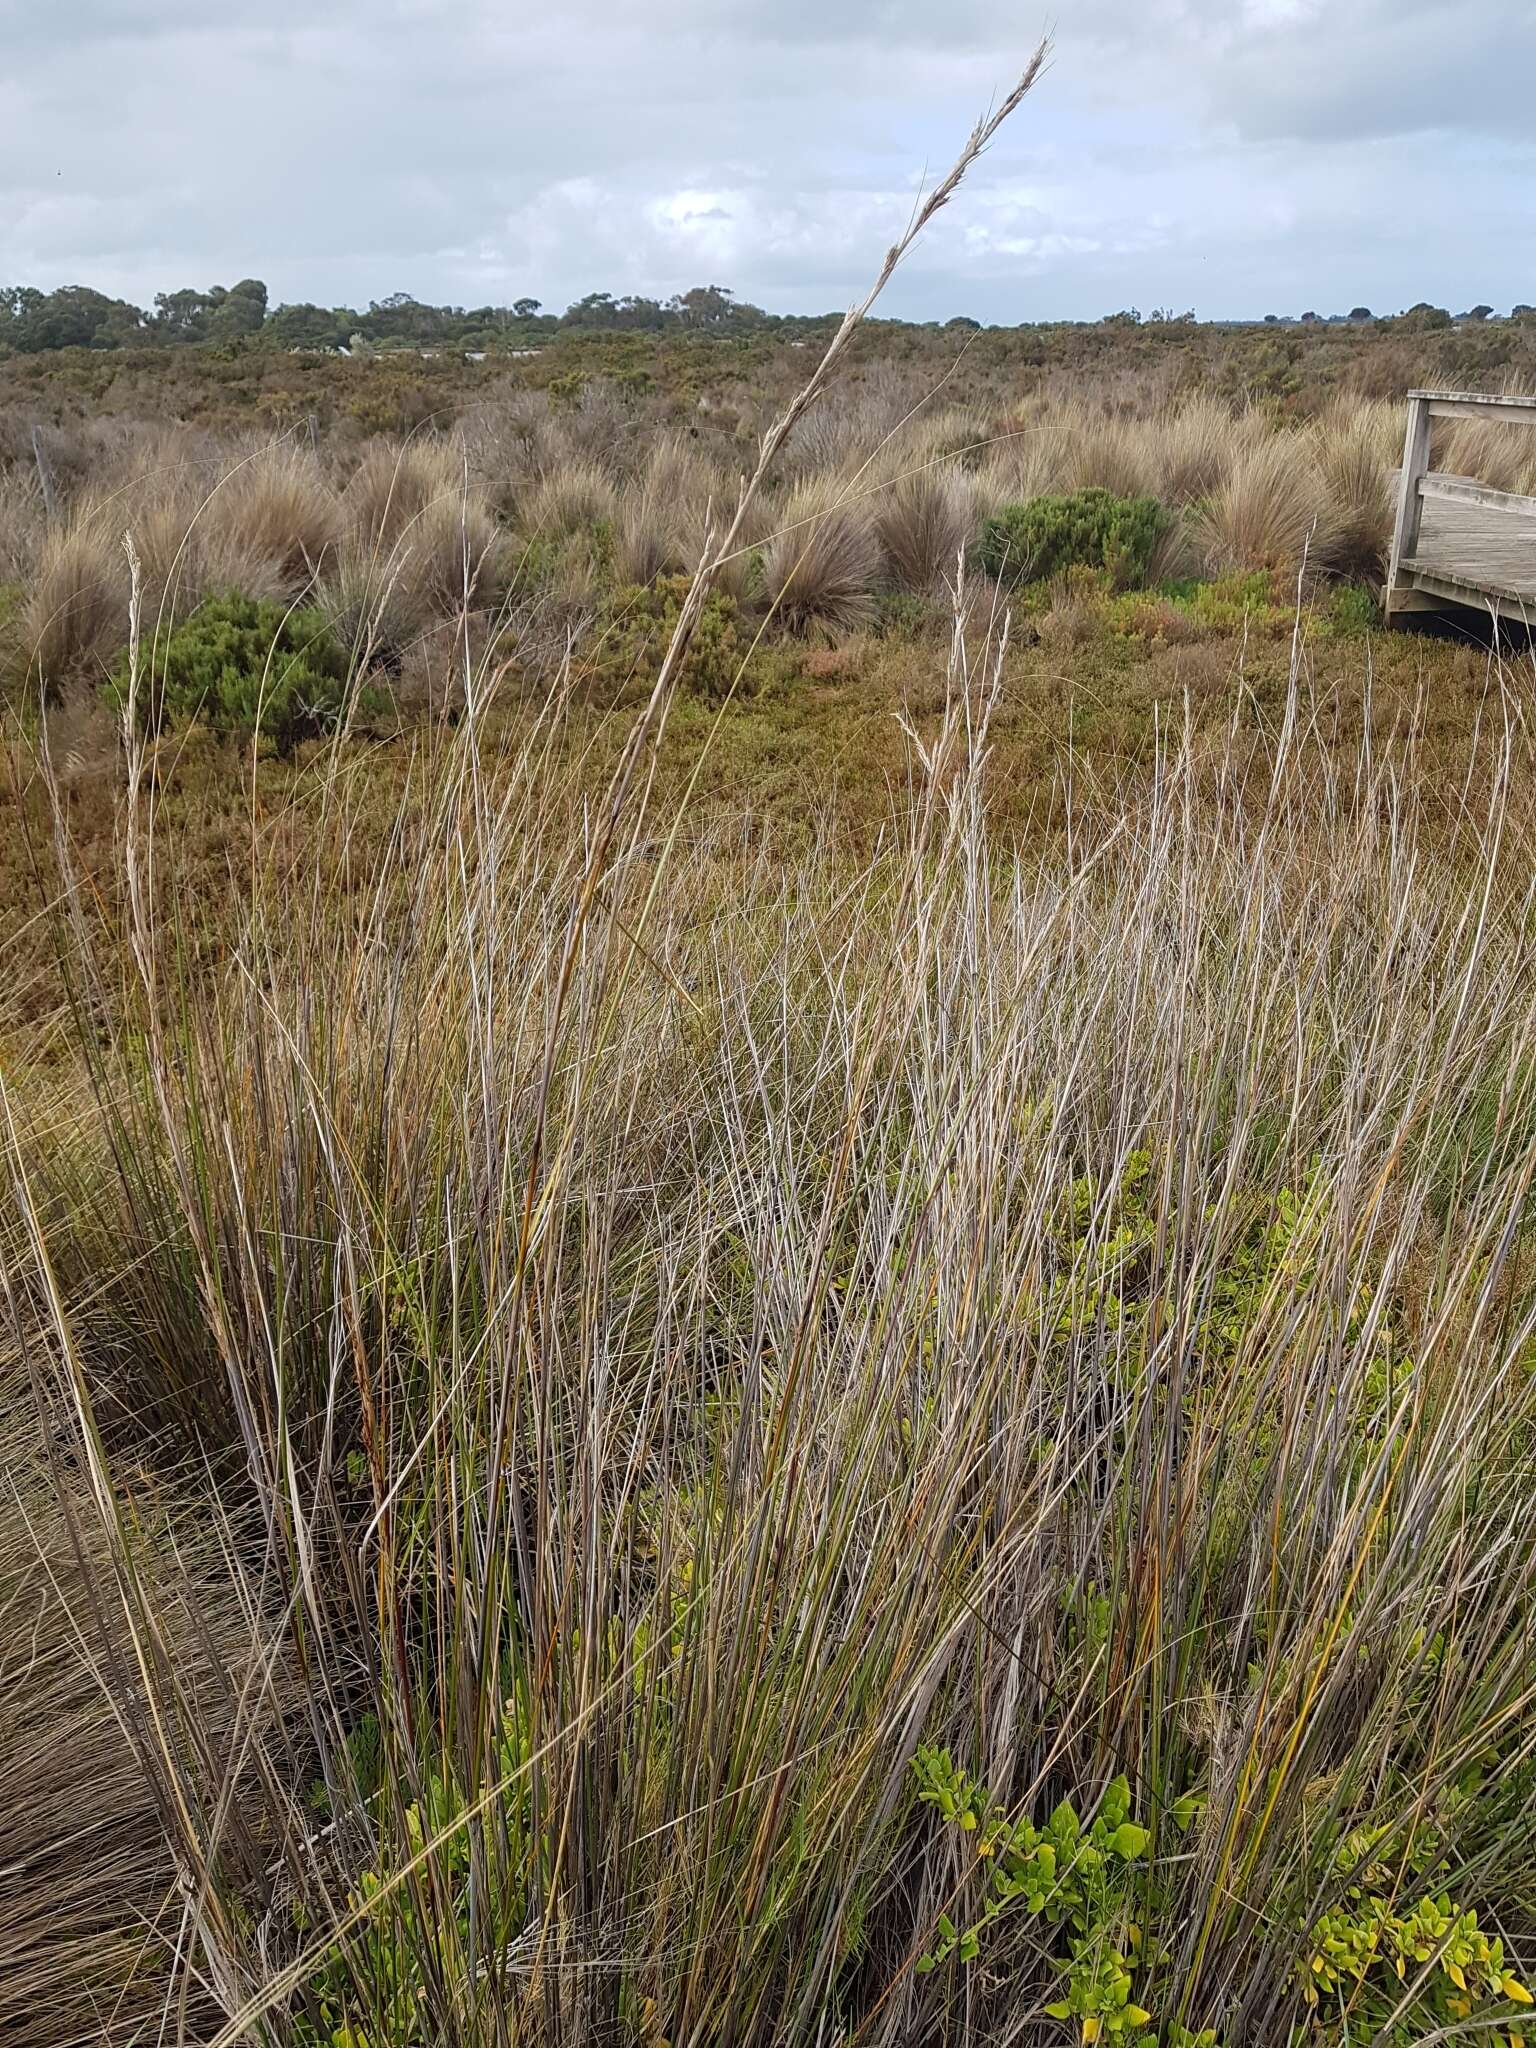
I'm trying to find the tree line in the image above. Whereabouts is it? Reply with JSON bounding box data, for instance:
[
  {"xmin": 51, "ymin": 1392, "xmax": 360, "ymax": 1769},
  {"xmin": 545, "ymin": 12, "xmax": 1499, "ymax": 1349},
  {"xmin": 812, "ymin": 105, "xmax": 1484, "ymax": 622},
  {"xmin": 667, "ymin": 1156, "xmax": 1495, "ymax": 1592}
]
[
  {"xmin": 0, "ymin": 280, "xmax": 781, "ymax": 354},
  {"xmin": 5, "ymin": 278, "xmax": 1532, "ymax": 357}
]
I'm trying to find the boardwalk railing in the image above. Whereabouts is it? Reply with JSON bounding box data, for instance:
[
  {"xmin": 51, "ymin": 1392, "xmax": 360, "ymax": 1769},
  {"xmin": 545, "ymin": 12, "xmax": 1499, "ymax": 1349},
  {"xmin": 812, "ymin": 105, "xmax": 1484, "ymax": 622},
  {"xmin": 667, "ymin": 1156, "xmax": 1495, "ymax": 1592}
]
[{"xmin": 1385, "ymin": 389, "xmax": 1536, "ymax": 623}]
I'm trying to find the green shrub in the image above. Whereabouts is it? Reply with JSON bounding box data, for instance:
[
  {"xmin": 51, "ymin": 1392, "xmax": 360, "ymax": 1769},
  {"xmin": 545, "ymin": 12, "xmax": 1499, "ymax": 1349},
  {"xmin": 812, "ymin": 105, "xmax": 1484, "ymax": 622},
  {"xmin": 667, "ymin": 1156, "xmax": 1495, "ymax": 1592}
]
[
  {"xmin": 977, "ymin": 487, "xmax": 1167, "ymax": 591},
  {"xmin": 1321, "ymin": 580, "xmax": 1381, "ymax": 637},
  {"xmin": 105, "ymin": 590, "xmax": 364, "ymax": 746},
  {"xmin": 592, "ymin": 573, "xmax": 748, "ymax": 698},
  {"xmin": 912, "ymin": 1750, "xmax": 1208, "ymax": 2046}
]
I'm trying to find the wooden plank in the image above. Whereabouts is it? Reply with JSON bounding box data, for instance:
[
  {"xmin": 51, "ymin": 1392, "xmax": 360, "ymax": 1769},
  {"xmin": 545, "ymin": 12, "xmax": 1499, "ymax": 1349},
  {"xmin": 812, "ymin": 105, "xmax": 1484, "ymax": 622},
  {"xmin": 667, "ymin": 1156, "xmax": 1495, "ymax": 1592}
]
[
  {"xmin": 1409, "ymin": 388, "xmax": 1536, "ymax": 412},
  {"xmin": 1386, "ymin": 393, "xmax": 1432, "ymax": 608},
  {"xmin": 1382, "ymin": 579, "xmax": 1442, "ymax": 616},
  {"xmin": 1399, "ymin": 562, "xmax": 1536, "ymax": 613},
  {"xmin": 1417, "ymin": 473, "xmax": 1536, "ymax": 518},
  {"xmin": 1426, "ymin": 399, "xmax": 1536, "ymax": 425}
]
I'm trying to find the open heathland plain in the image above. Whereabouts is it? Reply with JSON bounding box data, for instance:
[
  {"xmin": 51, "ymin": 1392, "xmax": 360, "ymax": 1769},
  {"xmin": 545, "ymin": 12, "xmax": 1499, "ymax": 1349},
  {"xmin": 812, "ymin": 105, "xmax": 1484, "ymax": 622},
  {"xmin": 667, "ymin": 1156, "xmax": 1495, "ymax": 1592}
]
[{"xmin": 6, "ymin": 283, "xmax": 1536, "ymax": 2047}]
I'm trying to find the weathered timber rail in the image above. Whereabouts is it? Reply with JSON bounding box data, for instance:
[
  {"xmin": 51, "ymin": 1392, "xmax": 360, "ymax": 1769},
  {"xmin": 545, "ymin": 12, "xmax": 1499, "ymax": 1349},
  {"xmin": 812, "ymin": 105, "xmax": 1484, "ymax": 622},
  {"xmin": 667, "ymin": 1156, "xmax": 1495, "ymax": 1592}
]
[{"xmin": 1385, "ymin": 390, "xmax": 1536, "ymax": 625}]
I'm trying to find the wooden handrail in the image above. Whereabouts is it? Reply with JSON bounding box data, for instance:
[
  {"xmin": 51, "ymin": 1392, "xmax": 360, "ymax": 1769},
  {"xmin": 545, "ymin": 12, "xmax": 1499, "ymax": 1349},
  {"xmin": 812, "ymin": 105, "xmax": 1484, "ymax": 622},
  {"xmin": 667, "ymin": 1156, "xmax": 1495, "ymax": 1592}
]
[
  {"xmin": 1407, "ymin": 388, "xmax": 1536, "ymax": 411},
  {"xmin": 1386, "ymin": 392, "xmax": 1536, "ymax": 620},
  {"xmin": 1417, "ymin": 473, "xmax": 1536, "ymax": 516}
]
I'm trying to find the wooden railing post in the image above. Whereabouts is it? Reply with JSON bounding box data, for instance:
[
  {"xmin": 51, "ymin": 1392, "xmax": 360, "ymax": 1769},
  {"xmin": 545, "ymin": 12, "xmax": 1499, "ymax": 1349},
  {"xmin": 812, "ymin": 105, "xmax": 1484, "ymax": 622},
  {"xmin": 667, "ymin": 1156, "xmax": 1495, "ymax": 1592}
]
[{"xmin": 1386, "ymin": 392, "xmax": 1431, "ymax": 612}]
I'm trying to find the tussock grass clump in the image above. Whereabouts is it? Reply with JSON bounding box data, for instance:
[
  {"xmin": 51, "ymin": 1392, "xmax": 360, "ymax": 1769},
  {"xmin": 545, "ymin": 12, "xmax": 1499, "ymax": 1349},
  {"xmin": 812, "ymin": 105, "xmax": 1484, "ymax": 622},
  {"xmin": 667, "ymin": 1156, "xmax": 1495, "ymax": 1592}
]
[
  {"xmin": 11, "ymin": 643, "xmax": 1536, "ymax": 2045},
  {"xmin": 522, "ymin": 457, "xmax": 620, "ymax": 539},
  {"xmin": 874, "ymin": 464, "xmax": 974, "ymax": 592},
  {"xmin": 764, "ymin": 475, "xmax": 883, "ymax": 630},
  {"xmin": 0, "ymin": 1392, "xmax": 289, "ymax": 2048},
  {"xmin": 17, "ymin": 511, "xmax": 130, "ymax": 692},
  {"xmin": 1142, "ymin": 391, "xmax": 1252, "ymax": 503},
  {"xmin": 1438, "ymin": 392, "xmax": 1536, "ymax": 494},
  {"xmin": 0, "ymin": 468, "xmax": 46, "ymax": 585},
  {"xmin": 343, "ymin": 437, "xmax": 464, "ymax": 549},
  {"xmin": 612, "ymin": 437, "xmax": 713, "ymax": 587},
  {"xmin": 1317, "ymin": 400, "xmax": 1396, "ymax": 576},
  {"xmin": 1193, "ymin": 428, "xmax": 1341, "ymax": 575},
  {"xmin": 203, "ymin": 442, "xmax": 341, "ymax": 591}
]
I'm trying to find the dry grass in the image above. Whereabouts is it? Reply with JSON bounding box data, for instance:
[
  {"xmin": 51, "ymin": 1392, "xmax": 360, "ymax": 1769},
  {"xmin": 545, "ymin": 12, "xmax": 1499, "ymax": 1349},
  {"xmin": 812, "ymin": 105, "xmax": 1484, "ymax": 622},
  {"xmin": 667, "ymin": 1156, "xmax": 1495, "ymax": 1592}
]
[
  {"xmin": 1438, "ymin": 401, "xmax": 1536, "ymax": 495},
  {"xmin": 873, "ymin": 463, "xmax": 975, "ymax": 592},
  {"xmin": 1143, "ymin": 392, "xmax": 1253, "ymax": 503},
  {"xmin": 764, "ymin": 474, "xmax": 883, "ymax": 631},
  {"xmin": 0, "ymin": 1380, "xmax": 293, "ymax": 2048},
  {"xmin": 522, "ymin": 457, "xmax": 620, "ymax": 539},
  {"xmin": 10, "ymin": 634, "xmax": 1536, "ymax": 2043},
  {"xmin": 1317, "ymin": 399, "xmax": 1396, "ymax": 576},
  {"xmin": 0, "ymin": 468, "xmax": 46, "ymax": 584},
  {"xmin": 17, "ymin": 511, "xmax": 131, "ymax": 693},
  {"xmin": 202, "ymin": 441, "xmax": 341, "ymax": 591},
  {"xmin": 1192, "ymin": 427, "xmax": 1341, "ymax": 575},
  {"xmin": 343, "ymin": 438, "xmax": 465, "ymax": 549},
  {"xmin": 613, "ymin": 437, "xmax": 714, "ymax": 586}
]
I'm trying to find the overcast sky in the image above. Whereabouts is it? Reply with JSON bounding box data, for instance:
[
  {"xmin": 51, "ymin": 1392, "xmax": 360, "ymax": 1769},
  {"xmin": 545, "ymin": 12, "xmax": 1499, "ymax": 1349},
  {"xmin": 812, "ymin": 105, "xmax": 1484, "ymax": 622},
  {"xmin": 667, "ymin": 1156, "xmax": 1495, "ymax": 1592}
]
[{"xmin": 1, "ymin": 0, "xmax": 1531, "ymax": 323}]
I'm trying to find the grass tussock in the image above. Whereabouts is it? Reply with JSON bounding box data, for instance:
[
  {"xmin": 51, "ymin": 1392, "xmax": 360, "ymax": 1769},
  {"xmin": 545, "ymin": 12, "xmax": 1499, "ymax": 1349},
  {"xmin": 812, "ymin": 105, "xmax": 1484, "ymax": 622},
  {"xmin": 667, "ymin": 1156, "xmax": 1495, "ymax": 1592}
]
[
  {"xmin": 18, "ymin": 511, "xmax": 130, "ymax": 692},
  {"xmin": 1193, "ymin": 427, "xmax": 1341, "ymax": 575},
  {"xmin": 0, "ymin": 1388, "xmax": 290, "ymax": 2048},
  {"xmin": 522, "ymin": 457, "xmax": 620, "ymax": 540},
  {"xmin": 204, "ymin": 442, "xmax": 341, "ymax": 591},
  {"xmin": 1316, "ymin": 399, "xmax": 1396, "ymax": 576},
  {"xmin": 343, "ymin": 438, "xmax": 464, "ymax": 549},
  {"xmin": 9, "ymin": 640, "xmax": 1536, "ymax": 2045},
  {"xmin": 873, "ymin": 463, "xmax": 975, "ymax": 593},
  {"xmin": 764, "ymin": 474, "xmax": 883, "ymax": 631}
]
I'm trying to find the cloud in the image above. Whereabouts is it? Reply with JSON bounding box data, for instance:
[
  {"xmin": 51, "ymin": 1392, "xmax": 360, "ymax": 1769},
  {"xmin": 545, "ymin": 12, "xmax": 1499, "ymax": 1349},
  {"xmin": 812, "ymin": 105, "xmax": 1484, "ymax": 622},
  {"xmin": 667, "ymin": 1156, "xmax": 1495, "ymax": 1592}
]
[{"xmin": 0, "ymin": 0, "xmax": 1530, "ymax": 320}]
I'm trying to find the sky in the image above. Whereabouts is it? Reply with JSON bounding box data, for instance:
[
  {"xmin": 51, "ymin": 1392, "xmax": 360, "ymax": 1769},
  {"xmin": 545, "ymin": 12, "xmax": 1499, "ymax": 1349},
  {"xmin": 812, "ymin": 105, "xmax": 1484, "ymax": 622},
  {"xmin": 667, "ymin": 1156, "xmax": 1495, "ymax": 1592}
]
[{"xmin": 0, "ymin": 0, "xmax": 1532, "ymax": 325}]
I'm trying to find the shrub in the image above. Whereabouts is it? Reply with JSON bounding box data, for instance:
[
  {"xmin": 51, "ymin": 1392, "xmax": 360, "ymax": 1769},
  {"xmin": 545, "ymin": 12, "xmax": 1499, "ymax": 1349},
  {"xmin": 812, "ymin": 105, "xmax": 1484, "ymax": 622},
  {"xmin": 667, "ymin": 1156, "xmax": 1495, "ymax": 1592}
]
[
  {"xmin": 977, "ymin": 487, "xmax": 1166, "ymax": 590},
  {"xmin": 105, "ymin": 589, "xmax": 362, "ymax": 745},
  {"xmin": 591, "ymin": 573, "xmax": 746, "ymax": 698}
]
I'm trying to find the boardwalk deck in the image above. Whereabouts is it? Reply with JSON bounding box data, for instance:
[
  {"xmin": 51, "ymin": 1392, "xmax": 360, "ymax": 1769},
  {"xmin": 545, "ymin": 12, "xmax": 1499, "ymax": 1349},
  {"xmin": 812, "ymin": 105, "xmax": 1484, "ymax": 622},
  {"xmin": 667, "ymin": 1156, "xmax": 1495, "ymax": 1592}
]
[{"xmin": 1384, "ymin": 391, "xmax": 1536, "ymax": 625}]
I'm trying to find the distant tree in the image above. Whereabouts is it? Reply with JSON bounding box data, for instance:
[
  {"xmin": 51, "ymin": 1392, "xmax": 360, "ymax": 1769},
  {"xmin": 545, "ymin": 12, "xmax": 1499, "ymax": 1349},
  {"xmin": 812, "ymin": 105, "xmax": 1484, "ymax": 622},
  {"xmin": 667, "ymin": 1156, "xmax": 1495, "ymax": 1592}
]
[
  {"xmin": 208, "ymin": 278, "xmax": 268, "ymax": 341},
  {"xmin": 511, "ymin": 297, "xmax": 542, "ymax": 319},
  {"xmin": 356, "ymin": 292, "xmax": 456, "ymax": 345},
  {"xmin": 1513, "ymin": 303, "xmax": 1535, "ymax": 319},
  {"xmin": 263, "ymin": 301, "xmax": 353, "ymax": 351},
  {"xmin": 1102, "ymin": 308, "xmax": 1141, "ymax": 327},
  {"xmin": 4, "ymin": 282, "xmax": 147, "ymax": 349},
  {"xmin": 1263, "ymin": 312, "xmax": 1281, "ymax": 324},
  {"xmin": 563, "ymin": 291, "xmax": 619, "ymax": 327},
  {"xmin": 1348, "ymin": 306, "xmax": 1373, "ymax": 321},
  {"xmin": 1399, "ymin": 301, "xmax": 1452, "ymax": 331},
  {"xmin": 1299, "ymin": 310, "xmax": 1321, "ymax": 323},
  {"xmin": 670, "ymin": 285, "xmax": 738, "ymax": 327},
  {"xmin": 1464, "ymin": 303, "xmax": 1494, "ymax": 321},
  {"xmin": 945, "ymin": 314, "xmax": 981, "ymax": 332}
]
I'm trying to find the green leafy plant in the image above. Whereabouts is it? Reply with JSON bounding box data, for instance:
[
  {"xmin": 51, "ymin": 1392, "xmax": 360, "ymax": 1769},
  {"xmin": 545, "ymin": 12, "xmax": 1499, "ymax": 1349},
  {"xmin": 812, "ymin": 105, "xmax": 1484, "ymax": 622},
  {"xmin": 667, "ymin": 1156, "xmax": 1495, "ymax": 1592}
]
[
  {"xmin": 105, "ymin": 590, "xmax": 366, "ymax": 747},
  {"xmin": 1300, "ymin": 1891, "xmax": 1531, "ymax": 2044},
  {"xmin": 912, "ymin": 1749, "xmax": 1202, "ymax": 2045},
  {"xmin": 593, "ymin": 573, "xmax": 749, "ymax": 698},
  {"xmin": 296, "ymin": 1705, "xmax": 533, "ymax": 2047},
  {"xmin": 977, "ymin": 487, "xmax": 1167, "ymax": 591}
]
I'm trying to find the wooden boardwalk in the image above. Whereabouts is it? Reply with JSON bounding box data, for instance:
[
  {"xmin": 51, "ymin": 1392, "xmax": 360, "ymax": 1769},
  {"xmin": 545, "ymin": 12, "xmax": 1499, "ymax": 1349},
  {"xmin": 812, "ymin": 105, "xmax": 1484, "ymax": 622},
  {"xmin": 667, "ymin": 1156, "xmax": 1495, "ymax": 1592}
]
[{"xmin": 1384, "ymin": 391, "xmax": 1536, "ymax": 625}]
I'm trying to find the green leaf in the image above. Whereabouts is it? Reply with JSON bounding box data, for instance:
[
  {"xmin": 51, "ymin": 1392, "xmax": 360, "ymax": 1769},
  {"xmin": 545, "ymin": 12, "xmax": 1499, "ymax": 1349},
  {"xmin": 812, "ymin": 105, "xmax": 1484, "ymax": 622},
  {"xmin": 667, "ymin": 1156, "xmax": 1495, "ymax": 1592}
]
[
  {"xmin": 1111, "ymin": 1823, "xmax": 1150, "ymax": 1859},
  {"xmin": 1045, "ymin": 2001, "xmax": 1073, "ymax": 2020}
]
